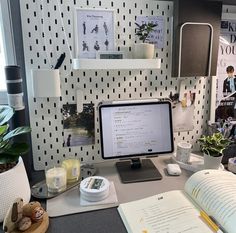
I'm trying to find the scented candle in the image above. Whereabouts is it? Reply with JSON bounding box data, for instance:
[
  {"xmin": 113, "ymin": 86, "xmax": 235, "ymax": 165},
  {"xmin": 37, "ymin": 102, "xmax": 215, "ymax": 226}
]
[
  {"xmin": 62, "ymin": 159, "xmax": 80, "ymax": 183},
  {"xmin": 45, "ymin": 167, "xmax": 67, "ymax": 193}
]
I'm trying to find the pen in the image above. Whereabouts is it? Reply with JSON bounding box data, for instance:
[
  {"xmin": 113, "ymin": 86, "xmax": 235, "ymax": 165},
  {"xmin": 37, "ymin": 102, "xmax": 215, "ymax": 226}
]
[
  {"xmin": 54, "ymin": 53, "xmax": 66, "ymax": 69},
  {"xmin": 200, "ymin": 210, "xmax": 224, "ymax": 233}
]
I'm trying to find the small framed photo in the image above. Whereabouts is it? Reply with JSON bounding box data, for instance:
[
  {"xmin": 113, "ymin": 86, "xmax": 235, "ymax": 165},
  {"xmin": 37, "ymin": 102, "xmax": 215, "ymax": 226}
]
[
  {"xmin": 74, "ymin": 8, "xmax": 115, "ymax": 59},
  {"xmin": 96, "ymin": 51, "xmax": 125, "ymax": 59}
]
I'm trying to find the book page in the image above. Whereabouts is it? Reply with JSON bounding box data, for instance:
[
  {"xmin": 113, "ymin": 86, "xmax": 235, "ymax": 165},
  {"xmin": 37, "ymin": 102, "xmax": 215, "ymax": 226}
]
[
  {"xmin": 184, "ymin": 170, "xmax": 236, "ymax": 233},
  {"xmin": 118, "ymin": 190, "xmax": 213, "ymax": 233}
]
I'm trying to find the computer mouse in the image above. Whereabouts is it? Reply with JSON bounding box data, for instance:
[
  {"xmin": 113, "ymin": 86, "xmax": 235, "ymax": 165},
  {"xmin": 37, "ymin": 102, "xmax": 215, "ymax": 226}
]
[{"xmin": 167, "ymin": 164, "xmax": 181, "ymax": 176}]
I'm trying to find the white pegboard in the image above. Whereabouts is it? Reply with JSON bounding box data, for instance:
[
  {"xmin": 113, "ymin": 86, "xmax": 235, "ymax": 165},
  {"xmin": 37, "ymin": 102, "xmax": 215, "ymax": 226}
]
[{"xmin": 20, "ymin": 0, "xmax": 211, "ymax": 170}]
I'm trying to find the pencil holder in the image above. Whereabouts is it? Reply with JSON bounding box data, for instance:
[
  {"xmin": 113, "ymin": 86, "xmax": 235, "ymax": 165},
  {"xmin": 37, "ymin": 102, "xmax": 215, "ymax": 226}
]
[
  {"xmin": 176, "ymin": 142, "xmax": 192, "ymax": 163},
  {"xmin": 32, "ymin": 69, "xmax": 61, "ymax": 97}
]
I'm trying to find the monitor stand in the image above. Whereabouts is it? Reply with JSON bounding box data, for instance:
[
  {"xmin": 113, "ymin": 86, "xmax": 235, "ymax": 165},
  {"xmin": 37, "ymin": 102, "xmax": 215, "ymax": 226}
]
[{"xmin": 116, "ymin": 158, "xmax": 162, "ymax": 183}]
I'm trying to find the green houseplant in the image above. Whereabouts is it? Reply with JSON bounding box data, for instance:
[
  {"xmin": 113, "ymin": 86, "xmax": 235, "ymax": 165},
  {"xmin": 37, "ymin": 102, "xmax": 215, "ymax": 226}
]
[
  {"xmin": 0, "ymin": 105, "xmax": 31, "ymax": 172},
  {"xmin": 135, "ymin": 22, "xmax": 157, "ymax": 43},
  {"xmin": 0, "ymin": 105, "xmax": 31, "ymax": 222},
  {"xmin": 133, "ymin": 22, "xmax": 157, "ymax": 59},
  {"xmin": 197, "ymin": 132, "xmax": 231, "ymax": 169}
]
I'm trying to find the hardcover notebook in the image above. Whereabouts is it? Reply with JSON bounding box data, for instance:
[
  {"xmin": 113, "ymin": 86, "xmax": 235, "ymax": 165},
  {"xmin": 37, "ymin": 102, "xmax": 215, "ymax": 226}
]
[{"xmin": 118, "ymin": 170, "xmax": 236, "ymax": 233}]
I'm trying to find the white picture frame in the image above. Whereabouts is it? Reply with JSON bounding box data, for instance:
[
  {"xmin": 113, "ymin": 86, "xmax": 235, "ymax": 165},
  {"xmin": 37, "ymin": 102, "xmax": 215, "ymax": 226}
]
[
  {"xmin": 74, "ymin": 8, "xmax": 115, "ymax": 59},
  {"xmin": 135, "ymin": 16, "xmax": 164, "ymax": 49},
  {"xmin": 96, "ymin": 51, "xmax": 124, "ymax": 59}
]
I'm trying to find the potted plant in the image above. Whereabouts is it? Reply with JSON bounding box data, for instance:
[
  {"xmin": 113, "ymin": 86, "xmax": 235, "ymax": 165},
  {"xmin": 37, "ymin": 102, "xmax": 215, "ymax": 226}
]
[
  {"xmin": 133, "ymin": 22, "xmax": 157, "ymax": 59},
  {"xmin": 0, "ymin": 105, "xmax": 31, "ymax": 222},
  {"xmin": 197, "ymin": 132, "xmax": 231, "ymax": 169}
]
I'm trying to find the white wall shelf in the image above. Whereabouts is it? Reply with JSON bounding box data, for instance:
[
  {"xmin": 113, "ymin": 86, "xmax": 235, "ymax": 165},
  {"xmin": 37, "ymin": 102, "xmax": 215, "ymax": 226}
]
[{"xmin": 72, "ymin": 58, "xmax": 161, "ymax": 70}]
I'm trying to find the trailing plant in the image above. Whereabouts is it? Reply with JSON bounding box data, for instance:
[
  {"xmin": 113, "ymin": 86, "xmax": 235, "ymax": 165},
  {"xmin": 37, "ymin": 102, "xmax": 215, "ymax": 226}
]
[
  {"xmin": 197, "ymin": 132, "xmax": 231, "ymax": 157},
  {"xmin": 0, "ymin": 105, "xmax": 31, "ymax": 171},
  {"xmin": 135, "ymin": 22, "xmax": 157, "ymax": 43}
]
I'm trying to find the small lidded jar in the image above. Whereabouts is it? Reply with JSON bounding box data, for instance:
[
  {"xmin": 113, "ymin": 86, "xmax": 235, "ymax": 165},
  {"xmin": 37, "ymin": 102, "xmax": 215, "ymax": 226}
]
[{"xmin": 62, "ymin": 159, "xmax": 80, "ymax": 183}]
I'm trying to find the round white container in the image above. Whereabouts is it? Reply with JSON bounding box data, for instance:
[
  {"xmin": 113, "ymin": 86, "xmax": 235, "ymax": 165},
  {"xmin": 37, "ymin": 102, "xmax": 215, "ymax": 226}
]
[{"xmin": 80, "ymin": 176, "xmax": 110, "ymax": 202}]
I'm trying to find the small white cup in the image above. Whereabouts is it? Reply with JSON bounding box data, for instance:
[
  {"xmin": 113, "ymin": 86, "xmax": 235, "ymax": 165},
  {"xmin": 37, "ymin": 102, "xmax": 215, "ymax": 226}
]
[
  {"xmin": 228, "ymin": 157, "xmax": 236, "ymax": 173},
  {"xmin": 176, "ymin": 142, "xmax": 192, "ymax": 163}
]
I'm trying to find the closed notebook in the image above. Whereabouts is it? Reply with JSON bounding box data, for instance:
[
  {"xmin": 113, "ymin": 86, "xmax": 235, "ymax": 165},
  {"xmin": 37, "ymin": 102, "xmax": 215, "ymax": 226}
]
[{"xmin": 118, "ymin": 170, "xmax": 236, "ymax": 233}]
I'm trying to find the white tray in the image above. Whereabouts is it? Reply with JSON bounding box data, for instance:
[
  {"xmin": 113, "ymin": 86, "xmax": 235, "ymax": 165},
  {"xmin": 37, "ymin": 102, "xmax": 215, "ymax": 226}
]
[{"xmin": 172, "ymin": 153, "xmax": 224, "ymax": 172}]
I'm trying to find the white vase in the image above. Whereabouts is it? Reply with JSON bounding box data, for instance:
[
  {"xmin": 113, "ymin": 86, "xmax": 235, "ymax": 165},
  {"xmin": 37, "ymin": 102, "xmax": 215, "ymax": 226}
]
[
  {"xmin": 0, "ymin": 157, "xmax": 31, "ymax": 222},
  {"xmin": 133, "ymin": 43, "xmax": 155, "ymax": 59},
  {"xmin": 204, "ymin": 153, "xmax": 223, "ymax": 169}
]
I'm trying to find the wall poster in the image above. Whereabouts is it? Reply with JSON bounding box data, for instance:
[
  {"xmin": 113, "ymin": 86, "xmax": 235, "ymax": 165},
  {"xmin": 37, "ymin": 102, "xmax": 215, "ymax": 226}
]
[
  {"xmin": 215, "ymin": 16, "xmax": 236, "ymax": 139},
  {"xmin": 75, "ymin": 8, "xmax": 115, "ymax": 58}
]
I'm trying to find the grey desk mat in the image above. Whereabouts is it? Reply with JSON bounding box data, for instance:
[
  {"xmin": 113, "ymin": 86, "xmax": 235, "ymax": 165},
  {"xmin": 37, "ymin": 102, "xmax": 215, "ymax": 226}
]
[{"xmin": 47, "ymin": 182, "xmax": 118, "ymax": 217}]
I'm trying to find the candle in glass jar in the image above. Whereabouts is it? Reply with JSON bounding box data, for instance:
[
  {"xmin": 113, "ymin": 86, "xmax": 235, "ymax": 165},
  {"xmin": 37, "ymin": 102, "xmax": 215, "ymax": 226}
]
[
  {"xmin": 45, "ymin": 167, "xmax": 67, "ymax": 193},
  {"xmin": 62, "ymin": 159, "xmax": 80, "ymax": 183}
]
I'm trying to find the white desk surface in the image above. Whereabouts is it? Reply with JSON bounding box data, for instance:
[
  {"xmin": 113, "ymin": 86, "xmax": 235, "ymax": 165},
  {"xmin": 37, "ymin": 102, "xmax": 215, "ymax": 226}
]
[{"xmin": 95, "ymin": 155, "xmax": 193, "ymax": 203}]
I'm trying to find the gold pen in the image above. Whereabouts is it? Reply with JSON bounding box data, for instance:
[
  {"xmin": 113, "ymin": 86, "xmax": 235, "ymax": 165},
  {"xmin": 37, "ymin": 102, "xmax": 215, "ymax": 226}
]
[{"xmin": 200, "ymin": 210, "xmax": 224, "ymax": 233}]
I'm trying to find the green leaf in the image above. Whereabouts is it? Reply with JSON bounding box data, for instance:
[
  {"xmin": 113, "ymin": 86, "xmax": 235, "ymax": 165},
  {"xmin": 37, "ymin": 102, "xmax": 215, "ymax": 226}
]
[
  {"xmin": 0, "ymin": 106, "xmax": 31, "ymax": 165},
  {"xmin": 0, "ymin": 125, "xmax": 8, "ymax": 136},
  {"xmin": 2, "ymin": 142, "xmax": 30, "ymax": 156},
  {"xmin": 0, "ymin": 140, "xmax": 10, "ymax": 150},
  {"xmin": 135, "ymin": 22, "xmax": 157, "ymax": 43},
  {"xmin": 3, "ymin": 126, "xmax": 31, "ymax": 141},
  {"xmin": 0, "ymin": 106, "xmax": 14, "ymax": 126},
  {"xmin": 197, "ymin": 132, "xmax": 232, "ymax": 156}
]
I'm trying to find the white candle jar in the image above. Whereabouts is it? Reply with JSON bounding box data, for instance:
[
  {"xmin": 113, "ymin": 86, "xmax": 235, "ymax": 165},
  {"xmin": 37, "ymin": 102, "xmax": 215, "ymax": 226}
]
[{"xmin": 45, "ymin": 167, "xmax": 67, "ymax": 193}]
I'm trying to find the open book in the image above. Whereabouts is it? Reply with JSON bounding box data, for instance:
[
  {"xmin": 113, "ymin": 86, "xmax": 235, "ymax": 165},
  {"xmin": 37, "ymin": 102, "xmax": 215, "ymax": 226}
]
[{"xmin": 118, "ymin": 170, "xmax": 236, "ymax": 233}]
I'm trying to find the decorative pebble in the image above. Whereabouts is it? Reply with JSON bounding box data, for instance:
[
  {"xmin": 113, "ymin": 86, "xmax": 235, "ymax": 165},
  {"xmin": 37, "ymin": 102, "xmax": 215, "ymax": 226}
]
[
  {"xmin": 31, "ymin": 206, "xmax": 45, "ymax": 222},
  {"xmin": 23, "ymin": 201, "xmax": 41, "ymax": 217},
  {"xmin": 18, "ymin": 217, "xmax": 32, "ymax": 231}
]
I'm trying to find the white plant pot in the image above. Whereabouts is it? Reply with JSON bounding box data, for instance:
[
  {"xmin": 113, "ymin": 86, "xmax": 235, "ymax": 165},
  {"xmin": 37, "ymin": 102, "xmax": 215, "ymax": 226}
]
[
  {"xmin": 204, "ymin": 153, "xmax": 223, "ymax": 169},
  {"xmin": 133, "ymin": 43, "xmax": 155, "ymax": 59},
  {"xmin": 0, "ymin": 157, "xmax": 31, "ymax": 222}
]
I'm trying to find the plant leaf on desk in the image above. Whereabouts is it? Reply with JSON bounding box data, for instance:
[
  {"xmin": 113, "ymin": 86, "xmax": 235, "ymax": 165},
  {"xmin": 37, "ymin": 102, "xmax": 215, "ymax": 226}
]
[
  {"xmin": 0, "ymin": 106, "xmax": 14, "ymax": 125},
  {"xmin": 0, "ymin": 142, "xmax": 30, "ymax": 156},
  {"xmin": 0, "ymin": 140, "xmax": 11, "ymax": 150},
  {"xmin": 0, "ymin": 125, "xmax": 8, "ymax": 136},
  {"xmin": 3, "ymin": 126, "xmax": 31, "ymax": 141}
]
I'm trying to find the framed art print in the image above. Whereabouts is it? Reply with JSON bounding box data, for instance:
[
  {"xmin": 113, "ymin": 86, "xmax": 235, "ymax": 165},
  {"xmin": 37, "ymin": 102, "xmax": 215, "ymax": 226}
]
[
  {"xmin": 135, "ymin": 16, "xmax": 164, "ymax": 49},
  {"xmin": 75, "ymin": 8, "xmax": 115, "ymax": 59}
]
